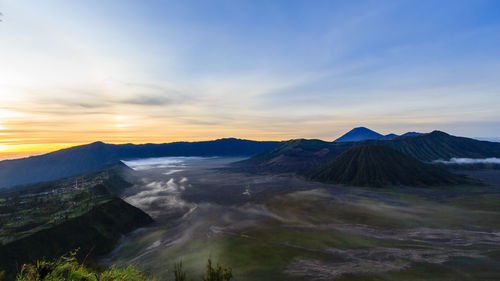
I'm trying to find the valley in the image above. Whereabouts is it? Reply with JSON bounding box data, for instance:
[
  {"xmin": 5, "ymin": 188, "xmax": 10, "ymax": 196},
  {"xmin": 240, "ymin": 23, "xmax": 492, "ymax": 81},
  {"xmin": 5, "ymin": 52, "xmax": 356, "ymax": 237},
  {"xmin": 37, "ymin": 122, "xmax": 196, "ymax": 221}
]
[
  {"xmin": 2, "ymin": 130, "xmax": 500, "ymax": 280},
  {"xmin": 101, "ymin": 157, "xmax": 500, "ymax": 281},
  {"xmin": 4, "ymin": 2, "xmax": 500, "ymax": 279}
]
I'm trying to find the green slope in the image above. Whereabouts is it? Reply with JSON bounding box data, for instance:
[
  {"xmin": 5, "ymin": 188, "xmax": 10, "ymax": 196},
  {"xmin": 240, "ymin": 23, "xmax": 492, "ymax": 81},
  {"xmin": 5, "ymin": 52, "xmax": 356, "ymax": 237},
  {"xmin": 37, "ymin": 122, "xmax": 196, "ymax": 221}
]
[{"xmin": 309, "ymin": 145, "xmax": 468, "ymax": 187}]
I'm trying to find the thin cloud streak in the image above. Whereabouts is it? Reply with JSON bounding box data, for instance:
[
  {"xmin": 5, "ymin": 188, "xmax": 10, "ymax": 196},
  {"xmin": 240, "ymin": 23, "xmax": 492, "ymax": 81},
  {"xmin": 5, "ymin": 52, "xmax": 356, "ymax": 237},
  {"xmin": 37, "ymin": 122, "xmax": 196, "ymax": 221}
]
[{"xmin": 0, "ymin": 1, "xmax": 499, "ymax": 154}]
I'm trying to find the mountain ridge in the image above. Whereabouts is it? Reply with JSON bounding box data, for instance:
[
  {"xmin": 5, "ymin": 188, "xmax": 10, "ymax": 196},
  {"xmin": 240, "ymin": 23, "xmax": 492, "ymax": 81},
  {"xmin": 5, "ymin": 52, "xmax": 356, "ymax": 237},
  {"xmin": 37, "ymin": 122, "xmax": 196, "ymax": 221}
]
[
  {"xmin": 333, "ymin": 127, "xmax": 422, "ymax": 142},
  {"xmin": 0, "ymin": 138, "xmax": 278, "ymax": 188},
  {"xmin": 238, "ymin": 130, "xmax": 500, "ymax": 175}
]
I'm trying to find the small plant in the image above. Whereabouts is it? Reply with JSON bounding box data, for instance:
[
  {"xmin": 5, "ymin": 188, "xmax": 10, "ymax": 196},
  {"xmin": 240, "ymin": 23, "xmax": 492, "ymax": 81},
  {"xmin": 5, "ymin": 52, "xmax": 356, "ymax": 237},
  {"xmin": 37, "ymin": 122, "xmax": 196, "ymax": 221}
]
[
  {"xmin": 173, "ymin": 261, "xmax": 186, "ymax": 281},
  {"xmin": 15, "ymin": 251, "xmax": 153, "ymax": 281},
  {"xmin": 14, "ymin": 253, "xmax": 235, "ymax": 281},
  {"xmin": 202, "ymin": 258, "xmax": 232, "ymax": 281}
]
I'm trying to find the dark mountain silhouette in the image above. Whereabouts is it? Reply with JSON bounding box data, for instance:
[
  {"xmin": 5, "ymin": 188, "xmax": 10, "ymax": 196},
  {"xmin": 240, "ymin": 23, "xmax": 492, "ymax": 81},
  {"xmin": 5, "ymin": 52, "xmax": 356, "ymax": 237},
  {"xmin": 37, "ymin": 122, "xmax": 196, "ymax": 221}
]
[
  {"xmin": 0, "ymin": 138, "xmax": 278, "ymax": 188},
  {"xmin": 334, "ymin": 127, "xmax": 384, "ymax": 142},
  {"xmin": 380, "ymin": 133, "xmax": 399, "ymax": 140},
  {"xmin": 401, "ymin": 132, "xmax": 421, "ymax": 137},
  {"xmin": 310, "ymin": 145, "xmax": 467, "ymax": 187},
  {"xmin": 365, "ymin": 131, "xmax": 500, "ymax": 161},
  {"xmin": 238, "ymin": 139, "xmax": 352, "ymax": 173},
  {"xmin": 239, "ymin": 130, "xmax": 500, "ymax": 174}
]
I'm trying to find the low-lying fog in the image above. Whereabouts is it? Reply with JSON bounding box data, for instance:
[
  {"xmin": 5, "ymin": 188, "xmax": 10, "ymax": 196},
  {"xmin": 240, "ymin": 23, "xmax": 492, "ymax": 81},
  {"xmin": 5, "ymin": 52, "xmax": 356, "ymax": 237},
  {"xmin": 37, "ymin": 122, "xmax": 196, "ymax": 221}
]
[
  {"xmin": 433, "ymin": 157, "xmax": 500, "ymax": 164},
  {"xmin": 101, "ymin": 157, "xmax": 500, "ymax": 281}
]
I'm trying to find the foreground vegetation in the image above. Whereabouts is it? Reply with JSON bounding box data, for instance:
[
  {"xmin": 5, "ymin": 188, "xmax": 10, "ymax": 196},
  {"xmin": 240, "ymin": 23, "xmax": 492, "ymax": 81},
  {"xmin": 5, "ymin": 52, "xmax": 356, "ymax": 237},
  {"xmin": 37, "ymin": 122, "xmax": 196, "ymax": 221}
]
[{"xmin": 1, "ymin": 252, "xmax": 233, "ymax": 281}]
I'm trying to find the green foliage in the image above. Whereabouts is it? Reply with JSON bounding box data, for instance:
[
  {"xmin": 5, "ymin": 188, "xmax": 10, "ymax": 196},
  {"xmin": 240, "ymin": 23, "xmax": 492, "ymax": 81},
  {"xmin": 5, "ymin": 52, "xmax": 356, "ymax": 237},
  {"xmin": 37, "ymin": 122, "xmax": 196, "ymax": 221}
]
[
  {"xmin": 15, "ymin": 251, "xmax": 153, "ymax": 281},
  {"xmin": 202, "ymin": 258, "xmax": 232, "ymax": 281},
  {"xmin": 14, "ymin": 253, "xmax": 235, "ymax": 281}
]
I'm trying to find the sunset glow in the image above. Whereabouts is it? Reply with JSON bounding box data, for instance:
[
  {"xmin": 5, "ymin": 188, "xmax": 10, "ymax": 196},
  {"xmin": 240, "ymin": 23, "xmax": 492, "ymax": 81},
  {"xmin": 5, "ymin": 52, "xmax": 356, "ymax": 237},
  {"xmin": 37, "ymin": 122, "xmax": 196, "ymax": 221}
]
[{"xmin": 1, "ymin": 0, "xmax": 499, "ymax": 158}]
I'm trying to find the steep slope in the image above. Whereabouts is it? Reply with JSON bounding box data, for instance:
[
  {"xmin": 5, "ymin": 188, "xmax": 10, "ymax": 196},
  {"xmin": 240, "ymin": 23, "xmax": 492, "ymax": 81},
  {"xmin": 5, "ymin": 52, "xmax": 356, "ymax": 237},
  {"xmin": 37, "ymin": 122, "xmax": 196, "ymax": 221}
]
[
  {"xmin": 0, "ymin": 138, "xmax": 278, "ymax": 188},
  {"xmin": 334, "ymin": 127, "xmax": 384, "ymax": 142},
  {"xmin": 310, "ymin": 145, "xmax": 466, "ymax": 187},
  {"xmin": 0, "ymin": 197, "xmax": 153, "ymax": 278}
]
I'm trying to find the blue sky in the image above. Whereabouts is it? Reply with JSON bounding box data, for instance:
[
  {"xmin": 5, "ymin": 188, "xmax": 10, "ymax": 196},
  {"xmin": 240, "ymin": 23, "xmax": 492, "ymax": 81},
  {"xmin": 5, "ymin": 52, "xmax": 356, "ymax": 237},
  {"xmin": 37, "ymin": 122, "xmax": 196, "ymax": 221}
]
[{"xmin": 0, "ymin": 0, "xmax": 499, "ymax": 153}]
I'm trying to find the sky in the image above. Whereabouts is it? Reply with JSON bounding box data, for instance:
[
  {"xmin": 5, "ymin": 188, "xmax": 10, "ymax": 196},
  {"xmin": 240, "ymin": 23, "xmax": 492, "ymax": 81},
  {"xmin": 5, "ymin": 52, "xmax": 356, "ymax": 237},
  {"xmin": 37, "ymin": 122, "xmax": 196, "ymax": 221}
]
[{"xmin": 1, "ymin": 0, "xmax": 499, "ymax": 158}]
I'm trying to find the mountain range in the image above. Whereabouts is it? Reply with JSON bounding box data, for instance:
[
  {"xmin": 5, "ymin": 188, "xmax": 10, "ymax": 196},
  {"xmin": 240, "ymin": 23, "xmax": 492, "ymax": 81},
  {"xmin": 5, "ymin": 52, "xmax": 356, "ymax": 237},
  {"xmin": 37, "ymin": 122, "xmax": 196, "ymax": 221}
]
[
  {"xmin": 334, "ymin": 127, "xmax": 421, "ymax": 142},
  {"xmin": 239, "ymin": 130, "xmax": 500, "ymax": 175},
  {"xmin": 2, "ymin": 128, "xmax": 499, "ymax": 189},
  {"xmin": 0, "ymin": 138, "xmax": 278, "ymax": 188}
]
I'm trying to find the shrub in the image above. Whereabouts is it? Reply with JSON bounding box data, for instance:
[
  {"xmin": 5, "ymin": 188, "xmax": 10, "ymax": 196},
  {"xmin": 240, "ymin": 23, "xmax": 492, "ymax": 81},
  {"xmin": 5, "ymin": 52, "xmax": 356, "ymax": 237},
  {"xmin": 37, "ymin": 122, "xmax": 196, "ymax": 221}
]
[
  {"xmin": 15, "ymin": 251, "xmax": 152, "ymax": 281},
  {"xmin": 202, "ymin": 258, "xmax": 232, "ymax": 281},
  {"xmin": 15, "ymin": 253, "xmax": 233, "ymax": 281},
  {"xmin": 173, "ymin": 261, "xmax": 186, "ymax": 281}
]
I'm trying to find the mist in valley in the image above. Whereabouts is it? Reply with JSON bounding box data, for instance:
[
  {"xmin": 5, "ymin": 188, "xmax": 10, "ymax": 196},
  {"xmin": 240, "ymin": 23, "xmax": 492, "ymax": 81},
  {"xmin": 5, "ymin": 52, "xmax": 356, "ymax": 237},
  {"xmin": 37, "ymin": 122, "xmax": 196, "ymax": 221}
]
[{"xmin": 97, "ymin": 157, "xmax": 500, "ymax": 280}]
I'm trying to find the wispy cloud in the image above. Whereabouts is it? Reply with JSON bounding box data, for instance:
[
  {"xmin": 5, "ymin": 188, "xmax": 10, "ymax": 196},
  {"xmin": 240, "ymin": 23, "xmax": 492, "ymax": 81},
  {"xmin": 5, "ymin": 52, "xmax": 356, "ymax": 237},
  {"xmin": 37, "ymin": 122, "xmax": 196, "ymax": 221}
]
[{"xmin": 1, "ymin": 0, "xmax": 500, "ymax": 154}]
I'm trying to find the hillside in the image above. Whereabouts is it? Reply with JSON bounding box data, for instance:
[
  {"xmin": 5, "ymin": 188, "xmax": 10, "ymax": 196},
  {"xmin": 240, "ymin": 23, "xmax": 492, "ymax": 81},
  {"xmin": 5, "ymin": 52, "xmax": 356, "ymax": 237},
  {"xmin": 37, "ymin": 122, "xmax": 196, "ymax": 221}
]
[
  {"xmin": 236, "ymin": 139, "xmax": 352, "ymax": 173},
  {"xmin": 310, "ymin": 145, "xmax": 467, "ymax": 187},
  {"xmin": 0, "ymin": 138, "xmax": 278, "ymax": 188},
  {"xmin": 0, "ymin": 161, "xmax": 133, "ymax": 198},
  {"xmin": 0, "ymin": 163, "xmax": 153, "ymax": 279},
  {"xmin": 0, "ymin": 197, "xmax": 153, "ymax": 279},
  {"xmin": 239, "ymin": 130, "xmax": 500, "ymax": 174}
]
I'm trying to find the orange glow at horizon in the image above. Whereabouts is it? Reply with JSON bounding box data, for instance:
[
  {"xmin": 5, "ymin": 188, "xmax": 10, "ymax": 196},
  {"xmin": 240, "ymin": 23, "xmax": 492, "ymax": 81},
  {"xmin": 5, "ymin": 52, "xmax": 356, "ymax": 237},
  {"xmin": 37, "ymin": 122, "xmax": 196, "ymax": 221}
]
[
  {"xmin": 1, "ymin": 1, "xmax": 500, "ymax": 161},
  {"xmin": 0, "ymin": 101, "xmax": 487, "ymax": 158}
]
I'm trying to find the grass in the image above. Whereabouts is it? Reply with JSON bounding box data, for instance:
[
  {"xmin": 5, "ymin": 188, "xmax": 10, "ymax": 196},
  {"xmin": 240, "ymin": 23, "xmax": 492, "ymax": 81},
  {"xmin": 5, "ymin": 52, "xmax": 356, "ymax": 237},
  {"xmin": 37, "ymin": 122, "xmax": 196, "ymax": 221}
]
[
  {"xmin": 14, "ymin": 252, "xmax": 154, "ymax": 281},
  {"xmin": 11, "ymin": 252, "xmax": 234, "ymax": 281}
]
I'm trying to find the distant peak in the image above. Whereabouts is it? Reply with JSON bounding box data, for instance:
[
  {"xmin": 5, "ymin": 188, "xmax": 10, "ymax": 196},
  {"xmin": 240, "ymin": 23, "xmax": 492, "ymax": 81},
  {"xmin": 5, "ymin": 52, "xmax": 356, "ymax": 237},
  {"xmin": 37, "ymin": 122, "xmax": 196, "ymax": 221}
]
[
  {"xmin": 89, "ymin": 141, "xmax": 106, "ymax": 146},
  {"xmin": 351, "ymin": 126, "xmax": 373, "ymax": 131},
  {"xmin": 401, "ymin": 132, "xmax": 421, "ymax": 137},
  {"xmin": 334, "ymin": 127, "xmax": 383, "ymax": 142},
  {"xmin": 429, "ymin": 130, "xmax": 449, "ymax": 136}
]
